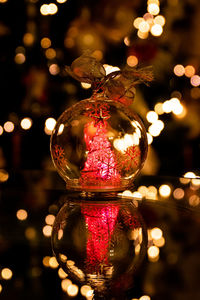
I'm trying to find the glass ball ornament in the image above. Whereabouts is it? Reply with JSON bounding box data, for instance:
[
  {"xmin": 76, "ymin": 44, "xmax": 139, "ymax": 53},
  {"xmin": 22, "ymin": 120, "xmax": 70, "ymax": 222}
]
[
  {"xmin": 50, "ymin": 97, "xmax": 148, "ymax": 191},
  {"xmin": 51, "ymin": 195, "xmax": 147, "ymax": 297}
]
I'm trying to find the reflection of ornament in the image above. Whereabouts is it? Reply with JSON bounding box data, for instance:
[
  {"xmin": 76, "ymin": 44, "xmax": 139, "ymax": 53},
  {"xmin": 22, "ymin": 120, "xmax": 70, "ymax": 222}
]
[{"xmin": 51, "ymin": 196, "xmax": 147, "ymax": 296}]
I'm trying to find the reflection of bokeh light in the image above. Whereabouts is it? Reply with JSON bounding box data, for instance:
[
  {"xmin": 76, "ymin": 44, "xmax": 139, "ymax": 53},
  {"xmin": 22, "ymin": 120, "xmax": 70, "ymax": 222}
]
[
  {"xmin": 41, "ymin": 37, "xmax": 51, "ymax": 48},
  {"xmin": 189, "ymin": 195, "xmax": 200, "ymax": 207},
  {"xmin": 61, "ymin": 279, "xmax": 72, "ymax": 292},
  {"xmin": 80, "ymin": 285, "xmax": 92, "ymax": 297},
  {"xmin": 21, "ymin": 118, "xmax": 32, "ymax": 130},
  {"xmin": 58, "ymin": 268, "xmax": 68, "ymax": 279},
  {"xmin": 103, "ymin": 64, "xmax": 120, "ymax": 75},
  {"xmin": 81, "ymin": 82, "xmax": 91, "ymax": 89},
  {"xmin": 45, "ymin": 214, "xmax": 55, "ymax": 225},
  {"xmin": 42, "ymin": 256, "xmax": 51, "ymax": 267},
  {"xmin": 154, "ymin": 102, "xmax": 164, "ymax": 115},
  {"xmin": 148, "ymin": 3, "xmax": 160, "ymax": 15},
  {"xmin": 127, "ymin": 55, "xmax": 138, "ymax": 67},
  {"xmin": 4, "ymin": 121, "xmax": 14, "ymax": 133},
  {"xmin": 49, "ymin": 257, "xmax": 59, "ymax": 269},
  {"xmin": 146, "ymin": 111, "xmax": 158, "ymax": 123},
  {"xmin": 190, "ymin": 75, "xmax": 200, "ymax": 87},
  {"xmin": 173, "ymin": 188, "xmax": 184, "ymax": 199},
  {"xmin": 1, "ymin": 268, "xmax": 13, "ymax": 280},
  {"xmin": 151, "ymin": 24, "xmax": 163, "ymax": 36},
  {"xmin": 174, "ymin": 64, "xmax": 185, "ymax": 76},
  {"xmin": 151, "ymin": 227, "xmax": 162, "ymax": 240},
  {"xmin": 185, "ymin": 65, "xmax": 195, "ymax": 77},
  {"xmin": 67, "ymin": 284, "xmax": 79, "ymax": 297},
  {"xmin": 25, "ymin": 227, "xmax": 37, "ymax": 240},
  {"xmin": 139, "ymin": 296, "xmax": 151, "ymax": 300},
  {"xmin": 16, "ymin": 209, "xmax": 28, "ymax": 221},
  {"xmin": 147, "ymin": 133, "xmax": 153, "ymax": 145},
  {"xmin": 124, "ymin": 36, "xmax": 130, "ymax": 46},
  {"xmin": 43, "ymin": 225, "xmax": 52, "ymax": 237},
  {"xmin": 159, "ymin": 184, "xmax": 171, "ymax": 197},
  {"xmin": 148, "ymin": 245, "xmax": 159, "ymax": 260},
  {"xmin": 0, "ymin": 169, "xmax": 9, "ymax": 182}
]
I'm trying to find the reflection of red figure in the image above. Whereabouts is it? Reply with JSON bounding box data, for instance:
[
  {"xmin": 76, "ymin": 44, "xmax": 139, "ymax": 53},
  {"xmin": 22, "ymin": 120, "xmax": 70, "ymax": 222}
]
[
  {"xmin": 81, "ymin": 121, "xmax": 121, "ymax": 186},
  {"xmin": 82, "ymin": 204, "xmax": 119, "ymax": 274}
]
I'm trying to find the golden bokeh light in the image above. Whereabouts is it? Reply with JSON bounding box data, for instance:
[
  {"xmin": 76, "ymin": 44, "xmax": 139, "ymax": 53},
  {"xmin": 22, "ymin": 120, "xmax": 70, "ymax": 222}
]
[
  {"xmin": 137, "ymin": 30, "xmax": 149, "ymax": 39},
  {"xmin": 159, "ymin": 184, "xmax": 171, "ymax": 197},
  {"xmin": 20, "ymin": 118, "xmax": 32, "ymax": 130},
  {"xmin": 58, "ymin": 268, "xmax": 68, "ymax": 279},
  {"xmin": 124, "ymin": 36, "xmax": 130, "ymax": 46},
  {"xmin": 45, "ymin": 214, "xmax": 55, "ymax": 225},
  {"xmin": 81, "ymin": 82, "xmax": 91, "ymax": 89},
  {"xmin": 154, "ymin": 15, "xmax": 165, "ymax": 26},
  {"xmin": 49, "ymin": 257, "xmax": 59, "ymax": 269},
  {"xmin": 0, "ymin": 284, "xmax": 2, "ymax": 293},
  {"xmin": 151, "ymin": 227, "xmax": 162, "ymax": 240},
  {"xmin": 146, "ymin": 111, "xmax": 158, "ymax": 123},
  {"xmin": 190, "ymin": 75, "xmax": 200, "ymax": 87},
  {"xmin": 147, "ymin": 132, "xmax": 153, "ymax": 145},
  {"xmin": 173, "ymin": 64, "xmax": 185, "ymax": 76},
  {"xmin": 16, "ymin": 209, "xmax": 28, "ymax": 221},
  {"xmin": 148, "ymin": 3, "xmax": 160, "ymax": 15},
  {"xmin": 45, "ymin": 117, "xmax": 56, "ymax": 133},
  {"xmin": 67, "ymin": 284, "xmax": 79, "ymax": 297},
  {"xmin": 57, "ymin": 0, "xmax": 68, "ymax": 3},
  {"xmin": 148, "ymin": 124, "xmax": 161, "ymax": 137},
  {"xmin": 25, "ymin": 227, "xmax": 37, "ymax": 240},
  {"xmin": 49, "ymin": 64, "xmax": 60, "ymax": 75},
  {"xmin": 1, "ymin": 268, "xmax": 13, "ymax": 280},
  {"xmin": 154, "ymin": 102, "xmax": 164, "ymax": 114},
  {"xmin": 0, "ymin": 169, "xmax": 9, "ymax": 182},
  {"xmin": 80, "ymin": 285, "xmax": 92, "ymax": 297},
  {"xmin": 185, "ymin": 65, "xmax": 195, "ymax": 78},
  {"xmin": 61, "ymin": 279, "xmax": 72, "ymax": 292},
  {"xmin": 0, "ymin": 125, "xmax": 3, "ymax": 135},
  {"xmin": 40, "ymin": 4, "xmax": 49, "ymax": 15},
  {"xmin": 49, "ymin": 3, "xmax": 58, "ymax": 15},
  {"xmin": 150, "ymin": 24, "xmax": 163, "ymax": 36},
  {"xmin": 154, "ymin": 236, "xmax": 165, "ymax": 247},
  {"xmin": 4, "ymin": 121, "xmax": 14, "ymax": 133},
  {"xmin": 138, "ymin": 21, "xmax": 150, "ymax": 33},
  {"xmin": 184, "ymin": 171, "xmax": 196, "ymax": 178},
  {"xmin": 173, "ymin": 188, "xmax": 184, "ymax": 199},
  {"xmin": 189, "ymin": 195, "xmax": 200, "ymax": 207},
  {"xmin": 43, "ymin": 225, "xmax": 52, "ymax": 237},
  {"xmin": 41, "ymin": 37, "xmax": 51, "ymax": 49},
  {"xmin": 162, "ymin": 100, "xmax": 172, "ymax": 113},
  {"xmin": 139, "ymin": 295, "xmax": 151, "ymax": 300},
  {"xmin": 127, "ymin": 55, "xmax": 138, "ymax": 67},
  {"xmin": 45, "ymin": 48, "xmax": 56, "ymax": 59},
  {"xmin": 42, "ymin": 256, "xmax": 51, "ymax": 267},
  {"xmin": 15, "ymin": 53, "xmax": 26, "ymax": 64},
  {"xmin": 148, "ymin": 245, "xmax": 160, "ymax": 261},
  {"xmin": 133, "ymin": 17, "xmax": 144, "ymax": 29},
  {"xmin": 23, "ymin": 33, "xmax": 34, "ymax": 46}
]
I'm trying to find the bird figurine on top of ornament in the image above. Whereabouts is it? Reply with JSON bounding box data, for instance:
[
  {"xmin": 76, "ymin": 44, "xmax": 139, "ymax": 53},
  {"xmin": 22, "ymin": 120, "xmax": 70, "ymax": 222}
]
[{"xmin": 50, "ymin": 51, "xmax": 153, "ymax": 192}]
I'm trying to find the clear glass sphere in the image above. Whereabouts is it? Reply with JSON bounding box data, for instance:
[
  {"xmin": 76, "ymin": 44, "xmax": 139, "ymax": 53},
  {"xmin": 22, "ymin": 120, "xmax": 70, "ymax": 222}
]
[
  {"xmin": 50, "ymin": 97, "xmax": 148, "ymax": 191},
  {"xmin": 51, "ymin": 195, "xmax": 147, "ymax": 295}
]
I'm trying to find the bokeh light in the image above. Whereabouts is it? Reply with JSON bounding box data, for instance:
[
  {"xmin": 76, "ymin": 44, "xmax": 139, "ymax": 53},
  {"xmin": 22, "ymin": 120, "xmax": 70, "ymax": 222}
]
[
  {"xmin": 159, "ymin": 184, "xmax": 171, "ymax": 197},
  {"xmin": 45, "ymin": 214, "xmax": 55, "ymax": 225},
  {"xmin": 4, "ymin": 121, "xmax": 14, "ymax": 133},
  {"xmin": 151, "ymin": 227, "xmax": 163, "ymax": 240},
  {"xmin": 20, "ymin": 118, "xmax": 32, "ymax": 130},
  {"xmin": 173, "ymin": 188, "xmax": 184, "ymax": 199},
  {"xmin": 185, "ymin": 65, "xmax": 195, "ymax": 78},
  {"xmin": 174, "ymin": 64, "xmax": 185, "ymax": 76},
  {"xmin": 43, "ymin": 225, "xmax": 52, "ymax": 237},
  {"xmin": 150, "ymin": 24, "xmax": 163, "ymax": 36},
  {"xmin": 41, "ymin": 37, "xmax": 51, "ymax": 48},
  {"xmin": 67, "ymin": 284, "xmax": 79, "ymax": 297},
  {"xmin": 49, "ymin": 257, "xmax": 59, "ymax": 269},
  {"xmin": 1, "ymin": 268, "xmax": 13, "ymax": 280},
  {"xmin": 190, "ymin": 75, "xmax": 200, "ymax": 87},
  {"xmin": 146, "ymin": 111, "xmax": 158, "ymax": 123},
  {"xmin": 16, "ymin": 209, "xmax": 28, "ymax": 221},
  {"xmin": 127, "ymin": 55, "xmax": 138, "ymax": 67},
  {"xmin": 0, "ymin": 169, "xmax": 9, "ymax": 182}
]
